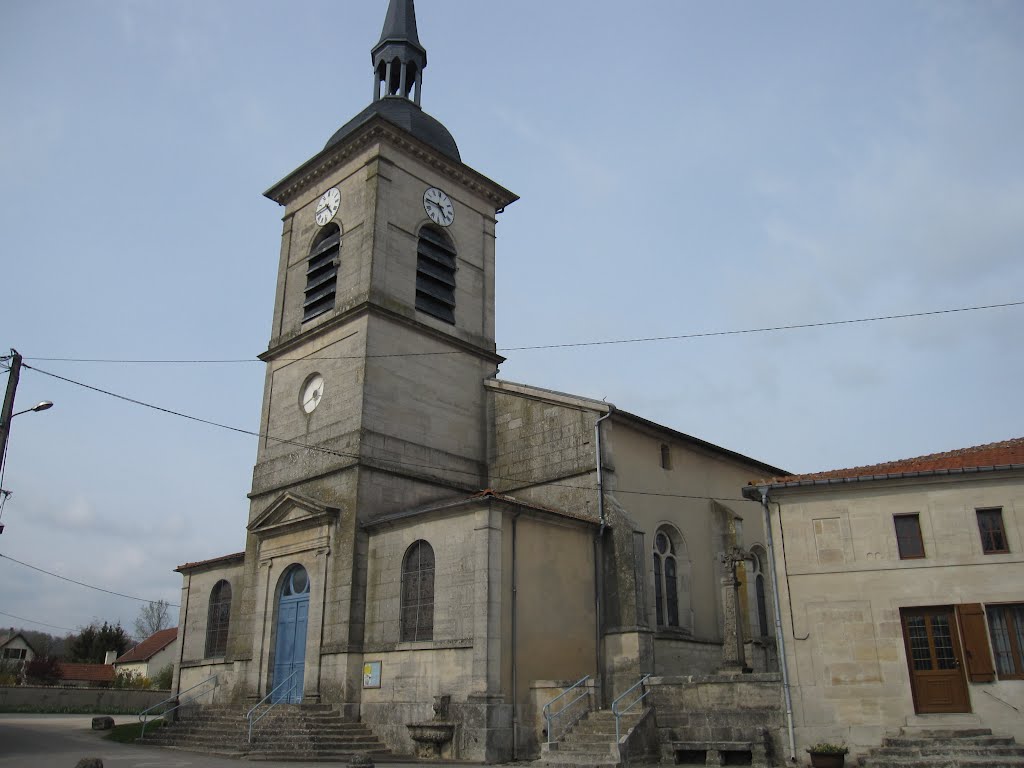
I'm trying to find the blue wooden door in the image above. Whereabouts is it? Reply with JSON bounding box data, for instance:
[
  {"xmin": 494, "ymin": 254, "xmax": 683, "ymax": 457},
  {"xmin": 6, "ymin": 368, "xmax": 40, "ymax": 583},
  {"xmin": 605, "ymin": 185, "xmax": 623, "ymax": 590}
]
[{"xmin": 272, "ymin": 565, "xmax": 310, "ymax": 703}]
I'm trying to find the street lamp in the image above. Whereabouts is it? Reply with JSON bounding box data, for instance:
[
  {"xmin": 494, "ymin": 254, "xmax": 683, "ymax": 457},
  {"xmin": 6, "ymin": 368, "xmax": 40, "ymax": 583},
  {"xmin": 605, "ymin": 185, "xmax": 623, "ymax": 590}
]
[{"xmin": 11, "ymin": 401, "xmax": 54, "ymax": 418}]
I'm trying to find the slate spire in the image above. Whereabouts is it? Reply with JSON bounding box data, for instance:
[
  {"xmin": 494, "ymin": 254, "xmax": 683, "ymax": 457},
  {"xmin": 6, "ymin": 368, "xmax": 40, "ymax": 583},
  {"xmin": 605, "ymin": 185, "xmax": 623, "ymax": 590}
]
[{"xmin": 372, "ymin": 0, "xmax": 427, "ymax": 106}]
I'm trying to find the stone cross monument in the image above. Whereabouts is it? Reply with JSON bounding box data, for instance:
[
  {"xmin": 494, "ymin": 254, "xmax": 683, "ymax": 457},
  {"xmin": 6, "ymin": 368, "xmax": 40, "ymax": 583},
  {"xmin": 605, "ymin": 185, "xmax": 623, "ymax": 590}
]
[{"xmin": 718, "ymin": 546, "xmax": 754, "ymax": 674}]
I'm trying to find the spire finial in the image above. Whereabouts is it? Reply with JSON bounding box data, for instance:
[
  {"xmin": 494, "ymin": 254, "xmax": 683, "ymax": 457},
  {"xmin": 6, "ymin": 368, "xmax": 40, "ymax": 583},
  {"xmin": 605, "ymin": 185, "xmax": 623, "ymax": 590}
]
[{"xmin": 372, "ymin": 0, "xmax": 427, "ymax": 105}]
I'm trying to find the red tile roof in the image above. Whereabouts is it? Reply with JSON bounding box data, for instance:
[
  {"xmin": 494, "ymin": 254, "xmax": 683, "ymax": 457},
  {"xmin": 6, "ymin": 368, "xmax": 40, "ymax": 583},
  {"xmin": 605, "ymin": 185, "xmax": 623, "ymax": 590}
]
[
  {"xmin": 57, "ymin": 663, "xmax": 115, "ymax": 684},
  {"xmin": 765, "ymin": 437, "xmax": 1024, "ymax": 485},
  {"xmin": 175, "ymin": 551, "xmax": 245, "ymax": 573},
  {"xmin": 115, "ymin": 627, "xmax": 177, "ymax": 664}
]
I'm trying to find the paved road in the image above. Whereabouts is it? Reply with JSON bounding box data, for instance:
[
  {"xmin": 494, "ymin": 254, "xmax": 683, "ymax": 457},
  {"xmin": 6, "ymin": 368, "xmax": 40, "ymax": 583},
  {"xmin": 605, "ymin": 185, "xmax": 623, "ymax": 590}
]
[{"xmin": 0, "ymin": 714, "xmax": 472, "ymax": 768}]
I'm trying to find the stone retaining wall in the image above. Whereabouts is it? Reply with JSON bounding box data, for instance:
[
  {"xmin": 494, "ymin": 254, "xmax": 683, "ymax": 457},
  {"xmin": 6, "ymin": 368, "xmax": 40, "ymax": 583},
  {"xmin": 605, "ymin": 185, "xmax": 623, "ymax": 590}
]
[
  {"xmin": 0, "ymin": 685, "xmax": 168, "ymax": 713},
  {"xmin": 648, "ymin": 673, "xmax": 784, "ymax": 764}
]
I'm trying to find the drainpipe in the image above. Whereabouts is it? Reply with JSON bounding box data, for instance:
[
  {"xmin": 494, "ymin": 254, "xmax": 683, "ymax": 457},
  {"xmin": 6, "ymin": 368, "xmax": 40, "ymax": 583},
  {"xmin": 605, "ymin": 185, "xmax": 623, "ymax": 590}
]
[
  {"xmin": 511, "ymin": 510, "xmax": 520, "ymax": 760},
  {"xmin": 176, "ymin": 572, "xmax": 191, "ymax": 700},
  {"xmin": 594, "ymin": 407, "xmax": 614, "ymax": 703},
  {"xmin": 749, "ymin": 485, "xmax": 796, "ymax": 763},
  {"xmin": 595, "ymin": 408, "xmax": 614, "ymax": 534}
]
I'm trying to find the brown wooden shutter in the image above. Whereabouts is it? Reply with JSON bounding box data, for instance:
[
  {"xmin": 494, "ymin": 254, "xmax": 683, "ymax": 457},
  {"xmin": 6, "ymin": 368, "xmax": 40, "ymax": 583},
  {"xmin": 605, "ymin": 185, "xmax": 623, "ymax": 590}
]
[{"xmin": 957, "ymin": 603, "xmax": 996, "ymax": 683}]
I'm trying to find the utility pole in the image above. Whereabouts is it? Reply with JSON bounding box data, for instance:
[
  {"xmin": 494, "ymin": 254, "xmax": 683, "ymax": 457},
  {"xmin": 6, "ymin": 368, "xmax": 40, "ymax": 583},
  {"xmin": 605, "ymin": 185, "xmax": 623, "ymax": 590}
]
[{"xmin": 0, "ymin": 349, "xmax": 23, "ymax": 476}]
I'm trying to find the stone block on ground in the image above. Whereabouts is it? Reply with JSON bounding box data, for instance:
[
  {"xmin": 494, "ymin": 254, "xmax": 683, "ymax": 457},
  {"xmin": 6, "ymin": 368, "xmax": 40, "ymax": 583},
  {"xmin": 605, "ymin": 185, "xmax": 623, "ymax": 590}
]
[{"xmin": 90, "ymin": 716, "xmax": 114, "ymax": 730}]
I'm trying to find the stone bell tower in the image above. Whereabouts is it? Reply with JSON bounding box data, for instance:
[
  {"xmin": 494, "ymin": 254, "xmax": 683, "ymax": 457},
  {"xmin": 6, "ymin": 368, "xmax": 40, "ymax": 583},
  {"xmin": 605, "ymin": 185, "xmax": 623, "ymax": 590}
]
[{"xmin": 231, "ymin": 0, "xmax": 518, "ymax": 706}]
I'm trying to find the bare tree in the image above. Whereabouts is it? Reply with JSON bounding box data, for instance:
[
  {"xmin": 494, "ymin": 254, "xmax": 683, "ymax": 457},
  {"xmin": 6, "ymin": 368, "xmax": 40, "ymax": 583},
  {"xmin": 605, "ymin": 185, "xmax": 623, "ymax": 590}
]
[{"xmin": 133, "ymin": 599, "xmax": 172, "ymax": 641}]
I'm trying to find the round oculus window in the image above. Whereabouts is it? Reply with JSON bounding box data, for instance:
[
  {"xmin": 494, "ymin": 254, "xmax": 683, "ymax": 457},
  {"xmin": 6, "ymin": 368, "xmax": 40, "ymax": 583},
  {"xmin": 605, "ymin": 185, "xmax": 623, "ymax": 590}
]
[{"xmin": 301, "ymin": 374, "xmax": 325, "ymax": 414}]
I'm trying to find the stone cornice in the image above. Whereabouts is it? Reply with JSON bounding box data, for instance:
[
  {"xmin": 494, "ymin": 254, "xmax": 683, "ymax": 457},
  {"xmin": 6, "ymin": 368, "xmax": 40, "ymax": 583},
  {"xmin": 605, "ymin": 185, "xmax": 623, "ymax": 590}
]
[
  {"xmin": 264, "ymin": 116, "xmax": 518, "ymax": 210},
  {"xmin": 259, "ymin": 299, "xmax": 504, "ymax": 366}
]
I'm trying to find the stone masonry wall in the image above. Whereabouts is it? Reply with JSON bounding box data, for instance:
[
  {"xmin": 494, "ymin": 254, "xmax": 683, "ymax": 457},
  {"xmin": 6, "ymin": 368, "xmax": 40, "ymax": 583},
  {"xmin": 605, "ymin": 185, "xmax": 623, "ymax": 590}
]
[{"xmin": 649, "ymin": 674, "xmax": 784, "ymax": 764}]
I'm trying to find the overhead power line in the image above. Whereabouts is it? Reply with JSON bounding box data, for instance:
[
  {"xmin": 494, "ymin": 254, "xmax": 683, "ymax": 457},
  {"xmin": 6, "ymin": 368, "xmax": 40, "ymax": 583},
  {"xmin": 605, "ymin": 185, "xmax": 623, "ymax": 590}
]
[
  {"xmin": 0, "ymin": 609, "xmax": 75, "ymax": 633},
  {"xmin": 21, "ymin": 363, "xmax": 760, "ymax": 503},
  {"xmin": 21, "ymin": 299, "xmax": 1024, "ymax": 364},
  {"xmin": 0, "ymin": 553, "xmax": 180, "ymax": 608}
]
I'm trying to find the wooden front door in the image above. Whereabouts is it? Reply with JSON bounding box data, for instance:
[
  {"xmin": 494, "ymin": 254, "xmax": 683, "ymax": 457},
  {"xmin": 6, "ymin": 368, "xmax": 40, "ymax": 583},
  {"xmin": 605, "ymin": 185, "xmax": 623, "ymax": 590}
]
[{"xmin": 901, "ymin": 606, "xmax": 971, "ymax": 713}]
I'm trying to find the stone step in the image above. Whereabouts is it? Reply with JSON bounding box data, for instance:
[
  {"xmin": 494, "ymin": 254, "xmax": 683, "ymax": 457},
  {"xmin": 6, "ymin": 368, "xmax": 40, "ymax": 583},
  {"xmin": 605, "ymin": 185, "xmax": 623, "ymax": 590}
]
[
  {"xmin": 556, "ymin": 742, "xmax": 618, "ymax": 753},
  {"xmin": 139, "ymin": 704, "xmax": 390, "ymax": 760},
  {"xmin": 858, "ymin": 728, "xmax": 1023, "ymax": 768},
  {"xmin": 872, "ymin": 746, "xmax": 1024, "ymax": 758},
  {"xmin": 537, "ymin": 759, "xmax": 620, "ymax": 768},
  {"xmin": 884, "ymin": 737, "xmax": 1013, "ymax": 749},
  {"xmin": 859, "ymin": 759, "xmax": 1024, "ymax": 768}
]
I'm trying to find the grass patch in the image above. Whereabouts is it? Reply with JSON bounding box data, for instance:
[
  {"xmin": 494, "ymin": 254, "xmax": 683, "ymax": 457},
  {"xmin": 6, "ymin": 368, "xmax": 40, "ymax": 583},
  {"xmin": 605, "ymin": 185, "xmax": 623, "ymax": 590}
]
[{"xmin": 104, "ymin": 718, "xmax": 166, "ymax": 743}]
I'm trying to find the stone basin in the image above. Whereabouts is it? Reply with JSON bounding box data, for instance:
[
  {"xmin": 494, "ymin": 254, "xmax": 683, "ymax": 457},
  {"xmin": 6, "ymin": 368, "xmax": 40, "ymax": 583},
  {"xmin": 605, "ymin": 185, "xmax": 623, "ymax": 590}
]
[{"xmin": 407, "ymin": 722, "xmax": 456, "ymax": 758}]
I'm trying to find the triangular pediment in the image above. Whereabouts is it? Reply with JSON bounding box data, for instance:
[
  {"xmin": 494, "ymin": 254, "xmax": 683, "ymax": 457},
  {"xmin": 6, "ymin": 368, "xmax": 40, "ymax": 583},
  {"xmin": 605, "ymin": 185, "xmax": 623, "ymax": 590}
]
[{"xmin": 248, "ymin": 491, "xmax": 340, "ymax": 537}]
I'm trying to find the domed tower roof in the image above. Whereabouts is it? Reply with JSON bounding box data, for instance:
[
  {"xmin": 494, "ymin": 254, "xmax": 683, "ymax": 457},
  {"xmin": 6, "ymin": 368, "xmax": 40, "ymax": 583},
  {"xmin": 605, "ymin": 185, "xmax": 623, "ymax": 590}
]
[{"xmin": 324, "ymin": 0, "xmax": 459, "ymax": 162}]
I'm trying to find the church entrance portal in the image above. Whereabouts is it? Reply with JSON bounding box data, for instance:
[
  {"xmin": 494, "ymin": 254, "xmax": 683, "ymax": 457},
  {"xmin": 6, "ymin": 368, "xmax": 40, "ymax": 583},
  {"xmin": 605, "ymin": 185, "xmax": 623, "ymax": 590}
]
[{"xmin": 272, "ymin": 564, "xmax": 310, "ymax": 703}]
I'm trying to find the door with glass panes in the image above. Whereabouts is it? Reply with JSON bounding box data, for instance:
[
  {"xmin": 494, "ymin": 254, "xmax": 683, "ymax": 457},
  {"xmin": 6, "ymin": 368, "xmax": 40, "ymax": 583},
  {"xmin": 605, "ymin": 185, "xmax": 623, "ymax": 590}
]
[{"xmin": 900, "ymin": 606, "xmax": 971, "ymax": 713}]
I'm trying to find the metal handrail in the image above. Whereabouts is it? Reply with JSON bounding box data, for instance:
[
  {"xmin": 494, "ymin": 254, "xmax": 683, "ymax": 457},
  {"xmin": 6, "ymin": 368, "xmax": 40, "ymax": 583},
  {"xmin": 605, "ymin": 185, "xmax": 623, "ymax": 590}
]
[
  {"xmin": 543, "ymin": 674, "xmax": 591, "ymax": 747},
  {"xmin": 246, "ymin": 669, "xmax": 301, "ymax": 743},
  {"xmin": 139, "ymin": 673, "xmax": 218, "ymax": 739},
  {"xmin": 611, "ymin": 673, "xmax": 650, "ymax": 742}
]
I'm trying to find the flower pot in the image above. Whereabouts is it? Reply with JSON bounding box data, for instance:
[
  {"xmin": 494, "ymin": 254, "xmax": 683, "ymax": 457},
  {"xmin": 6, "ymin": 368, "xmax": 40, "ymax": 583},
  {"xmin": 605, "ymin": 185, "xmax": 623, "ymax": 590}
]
[{"xmin": 808, "ymin": 752, "xmax": 845, "ymax": 768}]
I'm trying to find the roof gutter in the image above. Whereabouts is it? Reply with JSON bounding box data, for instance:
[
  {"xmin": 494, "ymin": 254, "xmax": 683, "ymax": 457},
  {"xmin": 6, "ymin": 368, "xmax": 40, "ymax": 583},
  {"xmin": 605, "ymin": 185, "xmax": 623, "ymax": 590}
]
[{"xmin": 742, "ymin": 484, "xmax": 796, "ymax": 763}]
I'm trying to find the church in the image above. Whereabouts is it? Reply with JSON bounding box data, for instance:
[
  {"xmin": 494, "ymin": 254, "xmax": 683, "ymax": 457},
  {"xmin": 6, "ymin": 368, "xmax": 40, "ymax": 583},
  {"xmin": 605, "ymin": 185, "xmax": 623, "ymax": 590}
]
[{"xmin": 172, "ymin": 1, "xmax": 784, "ymax": 761}]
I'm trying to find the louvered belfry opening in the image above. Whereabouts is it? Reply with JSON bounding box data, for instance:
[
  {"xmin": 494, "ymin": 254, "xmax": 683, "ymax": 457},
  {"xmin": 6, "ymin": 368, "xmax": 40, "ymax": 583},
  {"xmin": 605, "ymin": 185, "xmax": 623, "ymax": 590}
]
[
  {"xmin": 303, "ymin": 224, "xmax": 340, "ymax": 322},
  {"xmin": 415, "ymin": 226, "xmax": 456, "ymax": 324}
]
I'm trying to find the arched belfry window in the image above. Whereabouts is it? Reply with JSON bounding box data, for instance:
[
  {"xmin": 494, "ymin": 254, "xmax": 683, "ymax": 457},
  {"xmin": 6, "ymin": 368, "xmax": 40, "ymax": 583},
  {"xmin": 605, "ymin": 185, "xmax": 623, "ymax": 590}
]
[
  {"xmin": 401, "ymin": 540, "xmax": 435, "ymax": 642},
  {"xmin": 205, "ymin": 580, "xmax": 232, "ymax": 658},
  {"xmin": 415, "ymin": 227, "xmax": 456, "ymax": 324},
  {"xmin": 304, "ymin": 224, "xmax": 340, "ymax": 322},
  {"xmin": 653, "ymin": 525, "xmax": 692, "ymax": 632}
]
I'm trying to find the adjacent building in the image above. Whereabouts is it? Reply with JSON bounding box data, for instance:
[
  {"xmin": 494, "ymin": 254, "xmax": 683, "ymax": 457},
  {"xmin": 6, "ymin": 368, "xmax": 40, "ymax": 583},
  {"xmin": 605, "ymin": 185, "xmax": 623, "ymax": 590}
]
[{"xmin": 746, "ymin": 437, "xmax": 1024, "ymax": 758}]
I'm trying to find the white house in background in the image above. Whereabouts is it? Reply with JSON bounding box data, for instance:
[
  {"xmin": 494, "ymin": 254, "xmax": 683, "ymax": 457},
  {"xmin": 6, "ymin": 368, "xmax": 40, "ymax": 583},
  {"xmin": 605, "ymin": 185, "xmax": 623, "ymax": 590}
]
[
  {"xmin": 114, "ymin": 627, "xmax": 178, "ymax": 681},
  {"xmin": 0, "ymin": 631, "xmax": 36, "ymax": 664}
]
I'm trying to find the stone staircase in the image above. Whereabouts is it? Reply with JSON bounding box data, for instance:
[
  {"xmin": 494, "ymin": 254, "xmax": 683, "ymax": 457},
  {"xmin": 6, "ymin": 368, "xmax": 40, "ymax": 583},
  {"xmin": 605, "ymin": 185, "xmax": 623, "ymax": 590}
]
[
  {"xmin": 539, "ymin": 709, "xmax": 644, "ymax": 767},
  {"xmin": 857, "ymin": 728, "xmax": 1024, "ymax": 768},
  {"xmin": 140, "ymin": 703, "xmax": 391, "ymax": 760}
]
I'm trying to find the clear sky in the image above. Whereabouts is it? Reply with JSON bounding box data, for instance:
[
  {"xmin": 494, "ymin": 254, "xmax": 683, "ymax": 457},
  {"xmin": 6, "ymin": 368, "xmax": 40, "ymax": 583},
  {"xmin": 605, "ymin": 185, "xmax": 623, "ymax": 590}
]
[{"xmin": 1, "ymin": 0, "xmax": 1021, "ymax": 638}]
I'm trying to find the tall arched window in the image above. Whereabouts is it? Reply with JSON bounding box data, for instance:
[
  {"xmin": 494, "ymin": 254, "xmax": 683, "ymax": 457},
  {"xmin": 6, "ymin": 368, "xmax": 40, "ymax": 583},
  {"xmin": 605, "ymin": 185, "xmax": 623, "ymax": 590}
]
[
  {"xmin": 205, "ymin": 580, "xmax": 232, "ymax": 658},
  {"xmin": 653, "ymin": 525, "xmax": 692, "ymax": 631},
  {"xmin": 401, "ymin": 540, "xmax": 435, "ymax": 642},
  {"xmin": 748, "ymin": 545, "xmax": 771, "ymax": 638},
  {"xmin": 415, "ymin": 227, "xmax": 456, "ymax": 324},
  {"xmin": 304, "ymin": 224, "xmax": 340, "ymax": 322}
]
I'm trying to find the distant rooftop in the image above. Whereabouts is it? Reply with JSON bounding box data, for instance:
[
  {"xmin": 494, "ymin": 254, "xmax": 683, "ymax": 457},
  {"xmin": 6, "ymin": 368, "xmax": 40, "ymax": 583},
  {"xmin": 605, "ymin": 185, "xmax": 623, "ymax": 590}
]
[
  {"xmin": 58, "ymin": 662, "xmax": 115, "ymax": 684},
  {"xmin": 115, "ymin": 627, "xmax": 177, "ymax": 664}
]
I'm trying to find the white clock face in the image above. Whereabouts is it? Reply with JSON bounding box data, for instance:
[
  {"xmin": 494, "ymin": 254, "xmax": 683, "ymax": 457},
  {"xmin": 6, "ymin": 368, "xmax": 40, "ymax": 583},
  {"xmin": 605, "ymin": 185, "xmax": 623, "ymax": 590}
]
[
  {"xmin": 423, "ymin": 187, "xmax": 454, "ymax": 227},
  {"xmin": 315, "ymin": 188, "xmax": 341, "ymax": 227},
  {"xmin": 301, "ymin": 374, "xmax": 325, "ymax": 414}
]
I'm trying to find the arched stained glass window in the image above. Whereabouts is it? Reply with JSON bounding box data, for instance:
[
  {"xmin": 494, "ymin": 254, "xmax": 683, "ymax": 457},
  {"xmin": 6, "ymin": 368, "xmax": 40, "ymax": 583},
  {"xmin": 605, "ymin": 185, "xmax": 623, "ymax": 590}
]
[
  {"xmin": 401, "ymin": 540, "xmax": 435, "ymax": 642},
  {"xmin": 653, "ymin": 525, "xmax": 692, "ymax": 632},
  {"xmin": 205, "ymin": 580, "xmax": 232, "ymax": 658},
  {"xmin": 748, "ymin": 545, "xmax": 772, "ymax": 638}
]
